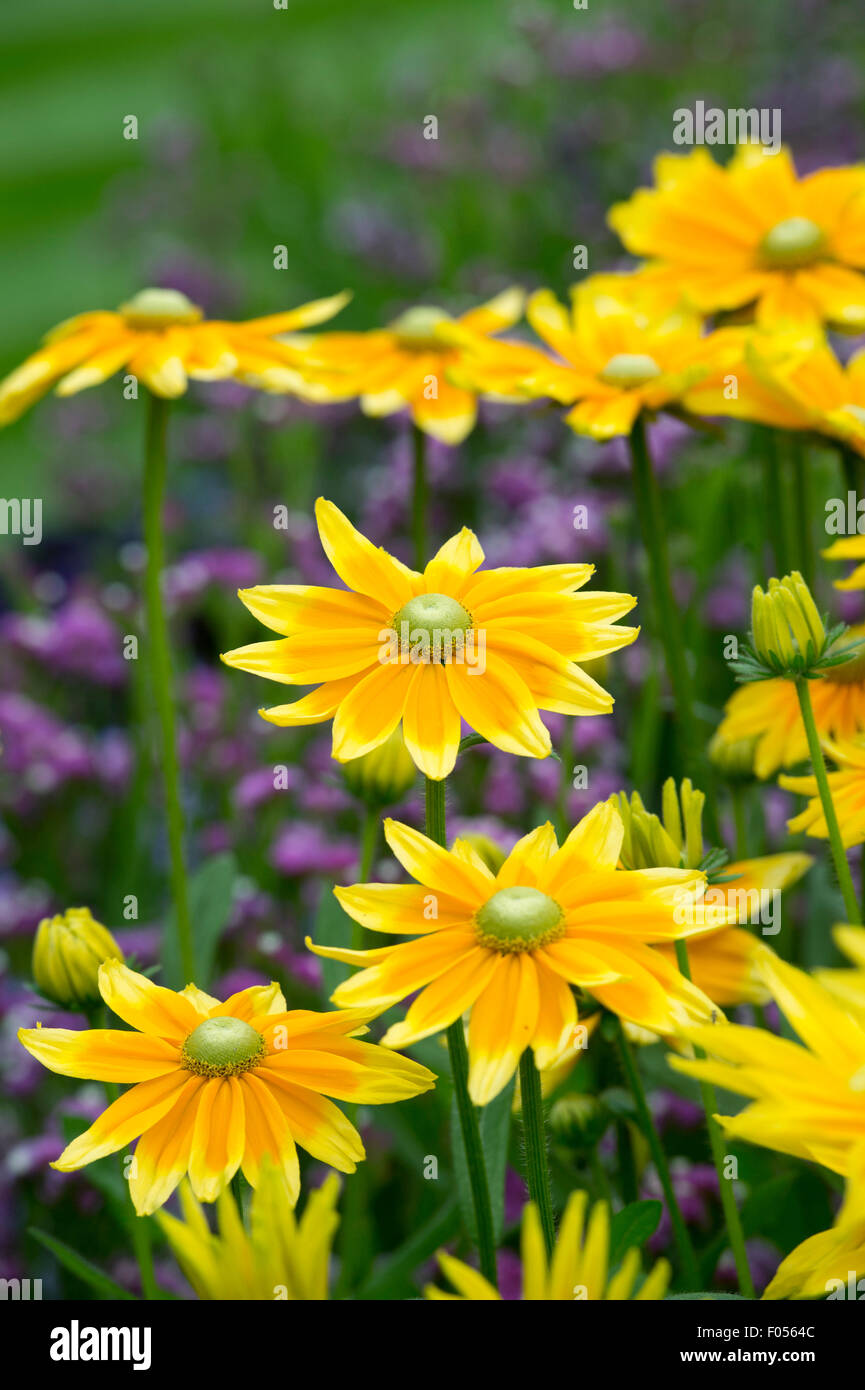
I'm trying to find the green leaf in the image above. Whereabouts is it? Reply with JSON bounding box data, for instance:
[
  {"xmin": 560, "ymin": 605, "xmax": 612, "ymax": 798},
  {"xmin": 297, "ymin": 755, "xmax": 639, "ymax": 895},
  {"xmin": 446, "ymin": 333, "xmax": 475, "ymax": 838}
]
[
  {"xmin": 356, "ymin": 1200, "xmax": 460, "ymax": 1300},
  {"xmin": 28, "ymin": 1228, "xmax": 136, "ymax": 1301},
  {"xmin": 162, "ymin": 852, "xmax": 236, "ymax": 988},
  {"xmin": 609, "ymin": 1199, "xmax": 663, "ymax": 1269},
  {"xmin": 451, "ymin": 1075, "xmax": 514, "ymax": 1245}
]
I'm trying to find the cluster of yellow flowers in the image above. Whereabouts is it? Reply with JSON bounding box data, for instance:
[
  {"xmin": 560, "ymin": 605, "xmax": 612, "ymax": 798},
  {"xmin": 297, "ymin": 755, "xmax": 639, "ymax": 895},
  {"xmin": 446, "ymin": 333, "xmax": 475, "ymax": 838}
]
[{"xmin": 11, "ymin": 142, "xmax": 865, "ymax": 1303}]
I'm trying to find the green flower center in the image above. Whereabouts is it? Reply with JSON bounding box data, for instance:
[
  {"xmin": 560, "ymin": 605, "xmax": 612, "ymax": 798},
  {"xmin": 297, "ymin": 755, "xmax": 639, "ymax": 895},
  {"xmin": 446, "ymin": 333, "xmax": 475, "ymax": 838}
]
[
  {"xmin": 392, "ymin": 592, "xmax": 473, "ymax": 663},
  {"xmin": 181, "ymin": 1017, "xmax": 266, "ymax": 1077},
  {"xmin": 759, "ymin": 217, "xmax": 826, "ymax": 269},
  {"xmin": 119, "ymin": 287, "xmax": 204, "ymax": 329},
  {"xmin": 389, "ymin": 305, "xmax": 451, "ymax": 349},
  {"xmin": 599, "ymin": 352, "xmax": 662, "ymax": 389},
  {"xmin": 475, "ymin": 886, "xmax": 565, "ymax": 953}
]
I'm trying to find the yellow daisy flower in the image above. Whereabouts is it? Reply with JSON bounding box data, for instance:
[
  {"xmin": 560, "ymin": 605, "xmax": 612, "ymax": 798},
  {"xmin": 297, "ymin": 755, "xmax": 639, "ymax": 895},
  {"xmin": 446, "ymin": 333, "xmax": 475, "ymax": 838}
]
[
  {"xmin": 221, "ymin": 498, "xmax": 638, "ymax": 780},
  {"xmin": 824, "ymin": 535, "xmax": 865, "ymax": 590},
  {"xmin": 502, "ymin": 273, "xmax": 733, "ymax": 440},
  {"xmin": 286, "ymin": 287, "xmax": 526, "ymax": 444},
  {"xmin": 763, "ymin": 1198, "xmax": 865, "ymax": 1301},
  {"xmin": 781, "ymin": 737, "xmax": 865, "ymax": 847},
  {"xmin": 425, "ymin": 1190, "xmax": 670, "ymax": 1300},
  {"xmin": 670, "ymin": 949, "xmax": 865, "ymax": 1184},
  {"xmin": 158, "ymin": 1162, "xmax": 339, "ymax": 1301},
  {"xmin": 17, "ymin": 960, "xmax": 434, "ymax": 1215},
  {"xmin": 655, "ymin": 853, "xmax": 813, "ymax": 1007},
  {"xmin": 715, "ymin": 633, "xmax": 865, "ymax": 777},
  {"xmin": 307, "ymin": 804, "xmax": 720, "ymax": 1106},
  {"xmin": 608, "ymin": 146, "xmax": 865, "ymax": 331},
  {"xmin": 0, "ymin": 287, "xmax": 351, "ymax": 424}
]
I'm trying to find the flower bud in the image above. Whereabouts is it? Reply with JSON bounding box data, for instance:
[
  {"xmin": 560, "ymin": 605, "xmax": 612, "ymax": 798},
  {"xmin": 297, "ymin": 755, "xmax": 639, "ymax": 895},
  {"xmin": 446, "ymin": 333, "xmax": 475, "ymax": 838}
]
[
  {"xmin": 611, "ymin": 779, "xmax": 705, "ymax": 870},
  {"xmin": 455, "ymin": 832, "xmax": 507, "ymax": 875},
  {"xmin": 342, "ymin": 728, "xmax": 416, "ymax": 806},
  {"xmin": 751, "ymin": 572, "xmax": 825, "ymax": 671},
  {"xmin": 32, "ymin": 908, "xmax": 123, "ymax": 1009},
  {"xmin": 708, "ymin": 728, "xmax": 758, "ymax": 781},
  {"xmin": 549, "ymin": 1093, "xmax": 610, "ymax": 1151}
]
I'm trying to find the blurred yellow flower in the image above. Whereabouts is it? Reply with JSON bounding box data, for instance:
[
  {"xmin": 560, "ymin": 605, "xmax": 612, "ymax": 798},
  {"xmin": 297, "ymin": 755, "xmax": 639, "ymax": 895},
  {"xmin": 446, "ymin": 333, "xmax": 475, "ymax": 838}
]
[
  {"xmin": 289, "ymin": 287, "xmax": 526, "ymax": 444},
  {"xmin": 308, "ymin": 804, "xmax": 719, "ymax": 1106},
  {"xmin": 763, "ymin": 1196, "xmax": 865, "ymax": 1301},
  {"xmin": 781, "ymin": 737, "xmax": 865, "ymax": 847},
  {"xmin": 158, "ymin": 1163, "xmax": 339, "ymax": 1301},
  {"xmin": 609, "ymin": 146, "xmax": 865, "ymax": 330},
  {"xmin": 32, "ymin": 907, "xmax": 124, "ymax": 1010},
  {"xmin": 824, "ymin": 535, "xmax": 865, "ymax": 590},
  {"xmin": 0, "ymin": 287, "xmax": 351, "ymax": 423},
  {"xmin": 18, "ymin": 960, "xmax": 434, "ymax": 1214},
  {"xmin": 815, "ymin": 924, "xmax": 865, "ymax": 1023},
  {"xmin": 425, "ymin": 1191, "xmax": 670, "ymax": 1300},
  {"xmin": 222, "ymin": 497, "xmax": 637, "ymax": 780}
]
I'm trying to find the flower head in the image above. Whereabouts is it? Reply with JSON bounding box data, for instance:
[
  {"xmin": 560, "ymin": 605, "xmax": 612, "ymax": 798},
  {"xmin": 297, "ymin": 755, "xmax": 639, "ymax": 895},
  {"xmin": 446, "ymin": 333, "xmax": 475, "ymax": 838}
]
[
  {"xmin": 0, "ymin": 288, "xmax": 351, "ymax": 423},
  {"xmin": 32, "ymin": 907, "xmax": 124, "ymax": 1010},
  {"xmin": 158, "ymin": 1161, "xmax": 339, "ymax": 1300},
  {"xmin": 425, "ymin": 1191, "xmax": 670, "ymax": 1300},
  {"xmin": 308, "ymin": 803, "xmax": 720, "ymax": 1105},
  {"xmin": 18, "ymin": 960, "xmax": 434, "ymax": 1214},
  {"xmin": 608, "ymin": 147, "xmax": 865, "ymax": 331},
  {"xmin": 221, "ymin": 498, "xmax": 638, "ymax": 780}
]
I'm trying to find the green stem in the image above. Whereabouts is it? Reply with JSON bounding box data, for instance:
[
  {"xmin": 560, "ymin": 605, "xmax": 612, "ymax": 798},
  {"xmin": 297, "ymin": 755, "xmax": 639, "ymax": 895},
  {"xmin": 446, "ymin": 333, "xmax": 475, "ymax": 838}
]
[
  {"xmin": 411, "ymin": 425, "xmax": 428, "ymax": 569},
  {"xmin": 142, "ymin": 393, "xmax": 195, "ymax": 984},
  {"xmin": 519, "ymin": 1050, "xmax": 555, "ymax": 1255},
  {"xmin": 762, "ymin": 428, "xmax": 787, "ymax": 576},
  {"xmin": 730, "ymin": 784, "xmax": 748, "ymax": 860},
  {"xmin": 614, "ymin": 1014, "xmax": 700, "ymax": 1289},
  {"xmin": 557, "ymin": 719, "xmax": 574, "ymax": 842},
  {"xmin": 791, "ymin": 437, "xmax": 815, "ymax": 588},
  {"xmin": 425, "ymin": 776, "xmax": 497, "ymax": 1287},
  {"xmin": 795, "ymin": 677, "xmax": 861, "ymax": 923},
  {"xmin": 674, "ymin": 941, "xmax": 755, "ymax": 1298}
]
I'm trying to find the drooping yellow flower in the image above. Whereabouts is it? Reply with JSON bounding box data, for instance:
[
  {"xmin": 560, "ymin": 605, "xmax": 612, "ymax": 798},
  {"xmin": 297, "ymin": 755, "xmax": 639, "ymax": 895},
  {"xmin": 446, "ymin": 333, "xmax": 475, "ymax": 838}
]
[
  {"xmin": 307, "ymin": 804, "xmax": 720, "ymax": 1106},
  {"xmin": 824, "ymin": 535, "xmax": 865, "ymax": 591},
  {"xmin": 715, "ymin": 630, "xmax": 865, "ymax": 777},
  {"xmin": 608, "ymin": 146, "xmax": 865, "ymax": 331},
  {"xmin": 781, "ymin": 737, "xmax": 865, "ymax": 847},
  {"xmin": 655, "ymin": 854, "xmax": 813, "ymax": 1007},
  {"xmin": 221, "ymin": 498, "xmax": 638, "ymax": 781},
  {"xmin": 0, "ymin": 287, "xmax": 351, "ymax": 423},
  {"xmin": 287, "ymin": 288, "xmax": 526, "ymax": 444},
  {"xmin": 471, "ymin": 273, "xmax": 734, "ymax": 440},
  {"xmin": 158, "ymin": 1162, "xmax": 339, "ymax": 1301},
  {"xmin": 425, "ymin": 1190, "xmax": 670, "ymax": 1300},
  {"xmin": 670, "ymin": 949, "xmax": 865, "ymax": 1185},
  {"xmin": 32, "ymin": 907, "xmax": 124, "ymax": 1010},
  {"xmin": 763, "ymin": 1197, "xmax": 865, "ymax": 1301},
  {"xmin": 815, "ymin": 924, "xmax": 865, "ymax": 1024},
  {"xmin": 18, "ymin": 960, "xmax": 434, "ymax": 1215}
]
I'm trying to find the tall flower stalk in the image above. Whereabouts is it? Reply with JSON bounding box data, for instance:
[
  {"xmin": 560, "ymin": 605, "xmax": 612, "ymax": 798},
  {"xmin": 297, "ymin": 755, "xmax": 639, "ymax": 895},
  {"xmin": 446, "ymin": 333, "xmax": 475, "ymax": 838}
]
[
  {"xmin": 794, "ymin": 677, "xmax": 861, "ymax": 923},
  {"xmin": 518, "ymin": 1050, "xmax": 555, "ymax": 1256}
]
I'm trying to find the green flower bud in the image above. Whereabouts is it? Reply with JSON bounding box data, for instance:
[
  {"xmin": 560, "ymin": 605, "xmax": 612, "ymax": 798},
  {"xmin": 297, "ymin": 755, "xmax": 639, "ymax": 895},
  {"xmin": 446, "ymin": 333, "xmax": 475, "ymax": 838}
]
[
  {"xmin": 549, "ymin": 1093, "xmax": 610, "ymax": 1151},
  {"xmin": 32, "ymin": 908, "xmax": 124, "ymax": 1009},
  {"xmin": 456, "ymin": 832, "xmax": 507, "ymax": 875},
  {"xmin": 751, "ymin": 572, "xmax": 825, "ymax": 672},
  {"xmin": 342, "ymin": 727, "xmax": 416, "ymax": 806},
  {"xmin": 611, "ymin": 779, "xmax": 705, "ymax": 870},
  {"xmin": 708, "ymin": 729, "xmax": 757, "ymax": 781}
]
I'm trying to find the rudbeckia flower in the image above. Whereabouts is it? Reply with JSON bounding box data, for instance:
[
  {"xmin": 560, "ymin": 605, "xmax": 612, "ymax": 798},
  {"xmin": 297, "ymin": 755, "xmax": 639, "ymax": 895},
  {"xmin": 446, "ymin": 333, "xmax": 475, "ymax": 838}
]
[
  {"xmin": 285, "ymin": 287, "xmax": 526, "ymax": 444},
  {"xmin": 781, "ymin": 738, "xmax": 865, "ymax": 847},
  {"xmin": 158, "ymin": 1162, "xmax": 339, "ymax": 1301},
  {"xmin": 17, "ymin": 960, "xmax": 435, "ymax": 1214},
  {"xmin": 608, "ymin": 146, "xmax": 865, "ymax": 331},
  {"xmin": 425, "ymin": 1190, "xmax": 670, "ymax": 1300},
  {"xmin": 221, "ymin": 498, "xmax": 638, "ymax": 780},
  {"xmin": 670, "ymin": 949, "xmax": 865, "ymax": 1184},
  {"xmin": 715, "ymin": 631, "xmax": 865, "ymax": 777},
  {"xmin": 307, "ymin": 804, "xmax": 720, "ymax": 1106},
  {"xmin": 655, "ymin": 853, "xmax": 812, "ymax": 1007},
  {"xmin": 763, "ymin": 1194, "xmax": 865, "ymax": 1301},
  {"xmin": 479, "ymin": 273, "xmax": 734, "ymax": 440},
  {"xmin": 0, "ymin": 287, "xmax": 351, "ymax": 424}
]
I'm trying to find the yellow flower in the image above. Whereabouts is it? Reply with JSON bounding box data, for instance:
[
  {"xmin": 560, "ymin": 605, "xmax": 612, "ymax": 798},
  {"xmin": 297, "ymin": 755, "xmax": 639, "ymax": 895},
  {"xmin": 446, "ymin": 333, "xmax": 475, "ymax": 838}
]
[
  {"xmin": 781, "ymin": 737, "xmax": 865, "ymax": 847},
  {"xmin": 763, "ymin": 1200, "xmax": 865, "ymax": 1301},
  {"xmin": 307, "ymin": 804, "xmax": 719, "ymax": 1106},
  {"xmin": 18, "ymin": 960, "xmax": 434, "ymax": 1215},
  {"xmin": 288, "ymin": 288, "xmax": 526, "ymax": 444},
  {"xmin": 824, "ymin": 535, "xmax": 865, "ymax": 590},
  {"xmin": 425, "ymin": 1190, "xmax": 670, "ymax": 1300},
  {"xmin": 608, "ymin": 146, "xmax": 865, "ymax": 331},
  {"xmin": 716, "ymin": 628, "xmax": 865, "ymax": 776},
  {"xmin": 497, "ymin": 273, "xmax": 730, "ymax": 440},
  {"xmin": 158, "ymin": 1162, "xmax": 339, "ymax": 1301},
  {"xmin": 815, "ymin": 924, "xmax": 865, "ymax": 1023},
  {"xmin": 655, "ymin": 854, "xmax": 812, "ymax": 1007},
  {"xmin": 670, "ymin": 949, "xmax": 865, "ymax": 1183},
  {"xmin": 0, "ymin": 287, "xmax": 351, "ymax": 423},
  {"xmin": 221, "ymin": 498, "xmax": 638, "ymax": 780},
  {"xmin": 32, "ymin": 907, "xmax": 124, "ymax": 1010}
]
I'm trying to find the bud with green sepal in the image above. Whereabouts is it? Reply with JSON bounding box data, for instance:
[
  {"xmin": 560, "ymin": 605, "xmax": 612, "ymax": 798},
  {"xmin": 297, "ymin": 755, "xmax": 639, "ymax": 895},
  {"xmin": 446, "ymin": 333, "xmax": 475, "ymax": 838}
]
[
  {"xmin": 729, "ymin": 571, "xmax": 864, "ymax": 682},
  {"xmin": 32, "ymin": 908, "xmax": 124, "ymax": 1010}
]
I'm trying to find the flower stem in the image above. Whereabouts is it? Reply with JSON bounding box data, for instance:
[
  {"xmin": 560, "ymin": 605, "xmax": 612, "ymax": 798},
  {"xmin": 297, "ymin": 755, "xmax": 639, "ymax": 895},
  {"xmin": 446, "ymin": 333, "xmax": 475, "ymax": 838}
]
[
  {"xmin": 673, "ymin": 940, "xmax": 756, "ymax": 1298},
  {"xmin": 795, "ymin": 676, "xmax": 861, "ymax": 923},
  {"xmin": 425, "ymin": 775, "xmax": 497, "ymax": 1286},
  {"xmin": 412, "ymin": 425, "xmax": 428, "ymax": 569},
  {"xmin": 142, "ymin": 393, "xmax": 195, "ymax": 984},
  {"xmin": 518, "ymin": 1049, "xmax": 555, "ymax": 1256},
  {"xmin": 762, "ymin": 428, "xmax": 788, "ymax": 576},
  {"xmin": 613, "ymin": 1014, "xmax": 700, "ymax": 1289}
]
